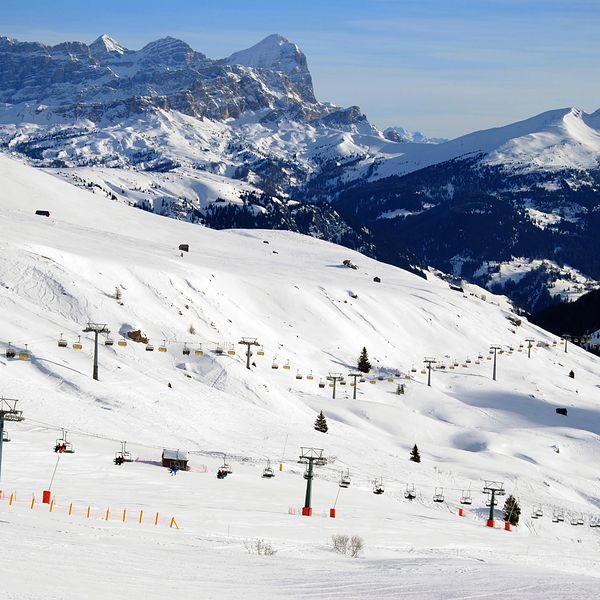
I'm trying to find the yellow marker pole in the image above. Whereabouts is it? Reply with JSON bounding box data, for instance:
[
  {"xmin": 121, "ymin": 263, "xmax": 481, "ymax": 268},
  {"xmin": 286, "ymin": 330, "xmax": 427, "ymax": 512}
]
[
  {"xmin": 30, "ymin": 496, "xmax": 35, "ymax": 510},
  {"xmin": 169, "ymin": 517, "xmax": 179, "ymax": 529},
  {"xmin": 68, "ymin": 502, "xmax": 73, "ymax": 516},
  {"xmin": 105, "ymin": 508, "xmax": 110, "ymax": 521},
  {"xmin": 154, "ymin": 512, "xmax": 159, "ymax": 526},
  {"xmin": 86, "ymin": 506, "xmax": 91, "ymax": 519},
  {"xmin": 49, "ymin": 499, "xmax": 54, "ymax": 513},
  {"xmin": 122, "ymin": 508, "xmax": 127, "ymax": 523},
  {"xmin": 279, "ymin": 463, "xmax": 283, "ymax": 472},
  {"xmin": 9, "ymin": 493, "xmax": 14, "ymax": 506},
  {"xmin": 139, "ymin": 509, "xmax": 144, "ymax": 525}
]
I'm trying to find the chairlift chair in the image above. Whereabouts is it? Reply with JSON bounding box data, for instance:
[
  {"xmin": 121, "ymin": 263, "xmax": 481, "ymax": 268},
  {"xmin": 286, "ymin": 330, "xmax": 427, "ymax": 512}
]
[
  {"xmin": 5, "ymin": 343, "xmax": 16, "ymax": 359},
  {"xmin": 339, "ymin": 378, "xmax": 346, "ymax": 386},
  {"xmin": 283, "ymin": 360, "xmax": 291, "ymax": 370},
  {"xmin": 104, "ymin": 336, "xmax": 114, "ymax": 346},
  {"xmin": 465, "ymin": 357, "xmax": 472, "ymax": 364},
  {"xmin": 257, "ymin": 346, "xmax": 265, "ymax": 357},
  {"xmin": 145, "ymin": 342, "xmax": 154, "ymax": 352},
  {"xmin": 54, "ymin": 430, "xmax": 74, "ymax": 454},
  {"xmin": 387, "ymin": 377, "xmax": 394, "ymax": 383},
  {"xmin": 227, "ymin": 346, "xmax": 236, "ymax": 356},
  {"xmin": 272, "ymin": 360, "xmax": 279, "ymax": 370},
  {"xmin": 460, "ymin": 490, "xmax": 472, "ymax": 505},
  {"xmin": 339, "ymin": 470, "xmax": 351, "ymax": 488},
  {"xmin": 19, "ymin": 344, "xmax": 30, "ymax": 360},
  {"xmin": 377, "ymin": 374, "xmax": 384, "ymax": 381},
  {"xmin": 404, "ymin": 484, "xmax": 416, "ymax": 500},
  {"xmin": 306, "ymin": 371, "xmax": 314, "ymax": 381},
  {"xmin": 570, "ymin": 515, "xmax": 579, "ymax": 526},
  {"xmin": 2, "ymin": 430, "xmax": 10, "ymax": 443},
  {"xmin": 420, "ymin": 369, "xmax": 427, "ymax": 375},
  {"xmin": 433, "ymin": 487, "xmax": 445, "ymax": 503},
  {"xmin": 318, "ymin": 379, "xmax": 325, "ymax": 388},
  {"xmin": 535, "ymin": 507, "xmax": 543, "ymax": 518},
  {"xmin": 158, "ymin": 339, "xmax": 168, "ymax": 353},
  {"xmin": 373, "ymin": 478, "xmax": 385, "ymax": 495},
  {"xmin": 182, "ymin": 344, "xmax": 191, "ymax": 356},
  {"xmin": 118, "ymin": 339, "xmax": 128, "ymax": 347},
  {"xmin": 411, "ymin": 365, "xmax": 417, "ymax": 373},
  {"xmin": 295, "ymin": 371, "xmax": 303, "ymax": 380},
  {"xmin": 577, "ymin": 516, "xmax": 584, "ymax": 526},
  {"xmin": 73, "ymin": 335, "xmax": 83, "ymax": 351},
  {"xmin": 217, "ymin": 468, "xmax": 228, "ymax": 479},
  {"xmin": 262, "ymin": 459, "xmax": 275, "ymax": 478},
  {"xmin": 369, "ymin": 379, "xmax": 376, "ymax": 385},
  {"xmin": 195, "ymin": 347, "xmax": 204, "ymax": 356},
  {"xmin": 58, "ymin": 334, "xmax": 68, "ymax": 348},
  {"xmin": 215, "ymin": 344, "xmax": 224, "ymax": 355},
  {"xmin": 360, "ymin": 377, "xmax": 366, "ymax": 382},
  {"xmin": 222, "ymin": 456, "xmax": 232, "ymax": 474}
]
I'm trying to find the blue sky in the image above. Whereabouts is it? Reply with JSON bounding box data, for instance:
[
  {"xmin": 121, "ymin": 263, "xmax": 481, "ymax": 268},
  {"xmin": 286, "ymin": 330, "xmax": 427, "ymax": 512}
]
[{"xmin": 2, "ymin": 0, "xmax": 599, "ymax": 138}]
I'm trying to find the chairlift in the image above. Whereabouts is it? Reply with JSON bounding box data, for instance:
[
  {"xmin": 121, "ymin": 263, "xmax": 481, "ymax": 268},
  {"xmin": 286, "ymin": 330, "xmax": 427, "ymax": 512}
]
[
  {"xmin": 460, "ymin": 490, "xmax": 472, "ymax": 505},
  {"xmin": 195, "ymin": 347, "xmax": 204, "ymax": 356},
  {"xmin": 477, "ymin": 354, "xmax": 483, "ymax": 360},
  {"xmin": 465, "ymin": 357, "xmax": 472, "ymax": 364},
  {"xmin": 227, "ymin": 345, "xmax": 236, "ymax": 356},
  {"xmin": 114, "ymin": 441, "xmax": 133, "ymax": 465},
  {"xmin": 369, "ymin": 379, "xmax": 376, "ymax": 385},
  {"xmin": 359, "ymin": 377, "xmax": 366, "ymax": 382},
  {"xmin": 295, "ymin": 371, "xmax": 303, "ymax": 380},
  {"xmin": 262, "ymin": 459, "xmax": 275, "ymax": 478},
  {"xmin": 283, "ymin": 360, "xmax": 291, "ymax": 370},
  {"xmin": 182, "ymin": 344, "xmax": 190, "ymax": 356},
  {"xmin": 387, "ymin": 377, "xmax": 394, "ymax": 383},
  {"xmin": 339, "ymin": 378, "xmax": 346, "ymax": 386},
  {"xmin": 215, "ymin": 344, "xmax": 224, "ymax": 355},
  {"xmin": 158, "ymin": 339, "xmax": 168, "ymax": 353},
  {"xmin": 570, "ymin": 515, "xmax": 579, "ymax": 526},
  {"xmin": 339, "ymin": 469, "xmax": 351, "ymax": 488},
  {"xmin": 104, "ymin": 336, "xmax": 114, "ymax": 346},
  {"xmin": 222, "ymin": 456, "xmax": 232, "ymax": 475},
  {"xmin": 433, "ymin": 487, "xmax": 445, "ymax": 503},
  {"xmin": 577, "ymin": 516, "xmax": 584, "ymax": 526},
  {"xmin": 6, "ymin": 343, "xmax": 16, "ymax": 359},
  {"xmin": 475, "ymin": 359, "xmax": 481, "ymax": 365},
  {"xmin": 453, "ymin": 361, "xmax": 459, "ymax": 367},
  {"xmin": 256, "ymin": 346, "xmax": 265, "ymax": 357},
  {"xmin": 306, "ymin": 371, "xmax": 314, "ymax": 381},
  {"xmin": 272, "ymin": 360, "xmax": 279, "ymax": 370},
  {"xmin": 404, "ymin": 484, "xmax": 416, "ymax": 500},
  {"xmin": 19, "ymin": 344, "xmax": 30, "ymax": 360},
  {"xmin": 438, "ymin": 363, "xmax": 446, "ymax": 370},
  {"xmin": 145, "ymin": 342, "xmax": 154, "ymax": 352},
  {"xmin": 118, "ymin": 339, "xmax": 128, "ymax": 347},
  {"xmin": 2, "ymin": 430, "xmax": 10, "ymax": 443},
  {"xmin": 373, "ymin": 478, "xmax": 385, "ymax": 495},
  {"xmin": 318, "ymin": 379, "xmax": 325, "ymax": 388},
  {"xmin": 411, "ymin": 365, "xmax": 417, "ymax": 373},
  {"xmin": 377, "ymin": 374, "xmax": 384, "ymax": 381},
  {"xmin": 449, "ymin": 364, "xmax": 455, "ymax": 370},
  {"xmin": 54, "ymin": 430, "xmax": 74, "ymax": 454},
  {"xmin": 58, "ymin": 333, "xmax": 68, "ymax": 348},
  {"xmin": 535, "ymin": 507, "xmax": 543, "ymax": 518},
  {"xmin": 72, "ymin": 335, "xmax": 83, "ymax": 351},
  {"xmin": 531, "ymin": 505, "xmax": 543, "ymax": 519},
  {"xmin": 462, "ymin": 362, "xmax": 468, "ymax": 368},
  {"xmin": 303, "ymin": 467, "xmax": 310, "ymax": 480},
  {"xmin": 420, "ymin": 369, "xmax": 427, "ymax": 375},
  {"xmin": 217, "ymin": 468, "xmax": 228, "ymax": 479}
]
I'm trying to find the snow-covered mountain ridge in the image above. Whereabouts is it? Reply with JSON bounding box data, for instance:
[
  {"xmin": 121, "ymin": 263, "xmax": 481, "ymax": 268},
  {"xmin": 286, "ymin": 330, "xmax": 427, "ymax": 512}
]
[
  {"xmin": 2, "ymin": 153, "xmax": 600, "ymax": 597},
  {"xmin": 2, "ymin": 33, "xmax": 600, "ymax": 311}
]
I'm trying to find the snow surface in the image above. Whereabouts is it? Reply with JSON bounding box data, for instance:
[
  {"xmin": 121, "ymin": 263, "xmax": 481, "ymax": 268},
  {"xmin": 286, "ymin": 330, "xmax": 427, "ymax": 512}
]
[{"xmin": 2, "ymin": 154, "xmax": 600, "ymax": 598}]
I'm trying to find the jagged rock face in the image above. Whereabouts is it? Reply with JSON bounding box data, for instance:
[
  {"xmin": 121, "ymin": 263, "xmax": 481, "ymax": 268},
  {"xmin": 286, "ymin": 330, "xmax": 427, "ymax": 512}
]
[{"xmin": 0, "ymin": 34, "xmax": 337, "ymax": 123}]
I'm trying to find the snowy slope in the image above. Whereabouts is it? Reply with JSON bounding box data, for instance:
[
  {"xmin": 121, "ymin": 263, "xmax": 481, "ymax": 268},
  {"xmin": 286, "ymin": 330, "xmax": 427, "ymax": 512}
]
[{"xmin": 2, "ymin": 154, "xmax": 600, "ymax": 597}]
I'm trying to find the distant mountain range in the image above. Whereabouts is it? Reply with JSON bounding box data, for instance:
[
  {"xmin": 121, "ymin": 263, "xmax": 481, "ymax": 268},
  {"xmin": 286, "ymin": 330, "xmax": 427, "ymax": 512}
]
[{"xmin": 2, "ymin": 32, "xmax": 600, "ymax": 310}]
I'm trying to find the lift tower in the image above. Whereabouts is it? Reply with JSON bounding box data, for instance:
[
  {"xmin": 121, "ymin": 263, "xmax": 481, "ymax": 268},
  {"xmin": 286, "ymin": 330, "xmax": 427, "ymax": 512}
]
[
  {"xmin": 238, "ymin": 337, "xmax": 260, "ymax": 370},
  {"xmin": 83, "ymin": 323, "xmax": 110, "ymax": 380},
  {"xmin": 298, "ymin": 447, "xmax": 327, "ymax": 516}
]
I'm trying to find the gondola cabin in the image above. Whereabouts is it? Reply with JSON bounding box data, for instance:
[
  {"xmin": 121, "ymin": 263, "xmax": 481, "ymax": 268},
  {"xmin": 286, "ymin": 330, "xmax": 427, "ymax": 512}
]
[
  {"xmin": 35, "ymin": 210, "xmax": 50, "ymax": 217},
  {"xmin": 161, "ymin": 449, "xmax": 189, "ymax": 471}
]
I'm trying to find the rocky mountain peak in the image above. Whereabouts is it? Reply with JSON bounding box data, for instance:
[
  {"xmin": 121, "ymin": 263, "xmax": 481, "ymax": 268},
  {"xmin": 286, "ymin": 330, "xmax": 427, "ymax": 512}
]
[{"xmin": 89, "ymin": 34, "xmax": 127, "ymax": 58}]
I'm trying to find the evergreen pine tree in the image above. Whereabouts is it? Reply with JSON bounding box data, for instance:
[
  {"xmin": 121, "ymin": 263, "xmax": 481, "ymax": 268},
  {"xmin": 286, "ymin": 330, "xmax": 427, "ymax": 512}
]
[
  {"xmin": 357, "ymin": 347, "xmax": 372, "ymax": 373},
  {"xmin": 314, "ymin": 410, "xmax": 328, "ymax": 433},
  {"xmin": 409, "ymin": 444, "xmax": 421, "ymax": 463},
  {"xmin": 503, "ymin": 494, "xmax": 521, "ymax": 526}
]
